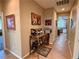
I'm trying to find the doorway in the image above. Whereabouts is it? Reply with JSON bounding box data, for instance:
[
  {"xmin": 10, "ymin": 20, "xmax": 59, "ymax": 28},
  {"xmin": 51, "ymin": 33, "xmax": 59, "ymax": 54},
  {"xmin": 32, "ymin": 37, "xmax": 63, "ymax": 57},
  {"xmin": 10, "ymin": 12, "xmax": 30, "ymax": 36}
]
[
  {"xmin": 57, "ymin": 16, "xmax": 68, "ymax": 36},
  {"xmin": 0, "ymin": 16, "xmax": 4, "ymax": 50},
  {"xmin": 0, "ymin": 15, "xmax": 4, "ymax": 51}
]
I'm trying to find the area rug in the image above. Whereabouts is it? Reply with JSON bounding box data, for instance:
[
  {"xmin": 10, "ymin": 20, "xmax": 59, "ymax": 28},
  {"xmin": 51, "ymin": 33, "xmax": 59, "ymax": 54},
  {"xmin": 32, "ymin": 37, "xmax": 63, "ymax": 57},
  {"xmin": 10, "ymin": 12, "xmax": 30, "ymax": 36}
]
[{"xmin": 36, "ymin": 46, "xmax": 52, "ymax": 57}]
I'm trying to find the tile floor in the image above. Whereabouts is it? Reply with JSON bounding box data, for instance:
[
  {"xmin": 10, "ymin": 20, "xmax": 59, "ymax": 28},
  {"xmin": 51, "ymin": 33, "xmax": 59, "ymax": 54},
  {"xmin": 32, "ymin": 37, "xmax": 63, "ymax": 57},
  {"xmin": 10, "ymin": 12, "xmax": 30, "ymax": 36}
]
[
  {"xmin": 0, "ymin": 50, "xmax": 17, "ymax": 59},
  {"xmin": 0, "ymin": 33, "xmax": 71, "ymax": 59},
  {"xmin": 25, "ymin": 33, "xmax": 71, "ymax": 59}
]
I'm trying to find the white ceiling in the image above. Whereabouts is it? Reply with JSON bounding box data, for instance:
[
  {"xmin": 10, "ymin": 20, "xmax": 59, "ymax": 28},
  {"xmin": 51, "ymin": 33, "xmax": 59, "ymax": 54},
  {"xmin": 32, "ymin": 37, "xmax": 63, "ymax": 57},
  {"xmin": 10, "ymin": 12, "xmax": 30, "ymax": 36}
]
[{"xmin": 33, "ymin": 0, "xmax": 75, "ymax": 13}]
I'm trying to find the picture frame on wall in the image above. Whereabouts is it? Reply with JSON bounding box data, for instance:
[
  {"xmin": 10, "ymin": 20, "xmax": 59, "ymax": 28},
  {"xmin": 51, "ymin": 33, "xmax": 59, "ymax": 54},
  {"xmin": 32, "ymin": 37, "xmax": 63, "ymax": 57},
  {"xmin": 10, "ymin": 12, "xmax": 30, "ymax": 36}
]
[
  {"xmin": 45, "ymin": 19, "xmax": 52, "ymax": 26},
  {"xmin": 70, "ymin": 18, "xmax": 75, "ymax": 29},
  {"xmin": 6, "ymin": 14, "xmax": 16, "ymax": 30},
  {"xmin": 31, "ymin": 12, "xmax": 41, "ymax": 25}
]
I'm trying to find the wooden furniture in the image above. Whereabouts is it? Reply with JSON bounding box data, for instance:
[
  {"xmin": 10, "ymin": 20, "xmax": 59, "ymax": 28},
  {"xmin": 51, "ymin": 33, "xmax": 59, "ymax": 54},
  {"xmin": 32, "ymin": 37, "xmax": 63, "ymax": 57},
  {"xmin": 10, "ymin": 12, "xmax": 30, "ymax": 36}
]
[{"xmin": 30, "ymin": 33, "xmax": 50, "ymax": 54}]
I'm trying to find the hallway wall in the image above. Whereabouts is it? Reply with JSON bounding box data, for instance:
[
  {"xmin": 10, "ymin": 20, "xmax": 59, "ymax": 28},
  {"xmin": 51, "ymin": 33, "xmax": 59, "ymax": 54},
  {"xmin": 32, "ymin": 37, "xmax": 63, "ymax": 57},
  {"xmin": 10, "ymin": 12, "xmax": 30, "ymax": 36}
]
[
  {"xmin": 20, "ymin": 0, "xmax": 44, "ymax": 57},
  {"xmin": 72, "ymin": 0, "xmax": 79, "ymax": 59},
  {"xmin": 0, "ymin": 2, "xmax": 3, "ymax": 12},
  {"xmin": 44, "ymin": 8, "xmax": 57, "ymax": 44},
  {"xmin": 3, "ymin": 0, "xmax": 22, "ymax": 58},
  {"xmin": 53, "ymin": 10, "xmax": 57, "ymax": 42},
  {"xmin": 68, "ymin": 0, "xmax": 78, "ymax": 58},
  {"xmin": 69, "ymin": 7, "xmax": 76, "ymax": 56}
]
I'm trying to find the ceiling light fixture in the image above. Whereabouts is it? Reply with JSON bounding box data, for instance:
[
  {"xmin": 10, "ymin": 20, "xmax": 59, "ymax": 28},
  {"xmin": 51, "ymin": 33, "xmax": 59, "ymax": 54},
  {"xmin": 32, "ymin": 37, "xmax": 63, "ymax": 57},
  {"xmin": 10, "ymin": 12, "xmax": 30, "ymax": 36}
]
[{"xmin": 62, "ymin": 8, "xmax": 65, "ymax": 11}]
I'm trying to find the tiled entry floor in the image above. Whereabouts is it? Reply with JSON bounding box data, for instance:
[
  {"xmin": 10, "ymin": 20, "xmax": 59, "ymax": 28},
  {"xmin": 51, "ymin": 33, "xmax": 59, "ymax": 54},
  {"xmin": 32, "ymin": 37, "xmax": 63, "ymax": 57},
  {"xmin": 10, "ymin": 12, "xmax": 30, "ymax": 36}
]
[
  {"xmin": 25, "ymin": 33, "xmax": 71, "ymax": 59},
  {"xmin": 0, "ymin": 50, "xmax": 17, "ymax": 59}
]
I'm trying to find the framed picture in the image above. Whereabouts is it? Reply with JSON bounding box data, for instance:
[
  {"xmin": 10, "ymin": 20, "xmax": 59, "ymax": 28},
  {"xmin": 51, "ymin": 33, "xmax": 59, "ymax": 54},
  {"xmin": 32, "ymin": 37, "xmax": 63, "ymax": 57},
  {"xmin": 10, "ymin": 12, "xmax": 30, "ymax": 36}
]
[
  {"xmin": 6, "ymin": 14, "xmax": 16, "ymax": 30},
  {"xmin": 70, "ymin": 19, "xmax": 75, "ymax": 29},
  {"xmin": 31, "ymin": 12, "xmax": 41, "ymax": 25},
  {"xmin": 45, "ymin": 19, "xmax": 52, "ymax": 26}
]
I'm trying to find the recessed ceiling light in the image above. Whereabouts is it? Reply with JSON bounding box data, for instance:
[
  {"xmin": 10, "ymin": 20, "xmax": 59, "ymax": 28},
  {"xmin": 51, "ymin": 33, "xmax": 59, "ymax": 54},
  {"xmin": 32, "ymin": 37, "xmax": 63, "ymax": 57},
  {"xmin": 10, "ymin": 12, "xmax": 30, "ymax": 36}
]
[{"xmin": 62, "ymin": 8, "xmax": 65, "ymax": 11}]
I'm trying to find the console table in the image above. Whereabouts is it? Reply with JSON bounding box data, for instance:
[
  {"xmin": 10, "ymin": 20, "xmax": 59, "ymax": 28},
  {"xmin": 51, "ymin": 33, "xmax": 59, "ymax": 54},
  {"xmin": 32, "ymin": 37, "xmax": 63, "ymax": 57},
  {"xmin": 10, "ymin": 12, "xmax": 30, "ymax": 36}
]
[{"xmin": 30, "ymin": 33, "xmax": 50, "ymax": 54}]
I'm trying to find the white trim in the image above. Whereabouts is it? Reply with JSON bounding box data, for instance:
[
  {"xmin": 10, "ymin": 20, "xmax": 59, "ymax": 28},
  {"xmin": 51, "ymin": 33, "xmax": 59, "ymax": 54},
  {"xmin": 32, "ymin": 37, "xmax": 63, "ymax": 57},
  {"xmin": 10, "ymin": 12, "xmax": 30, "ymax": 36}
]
[
  {"xmin": 2, "ymin": 12, "xmax": 5, "ymax": 50},
  {"xmin": 5, "ymin": 48, "xmax": 22, "ymax": 59},
  {"xmin": 68, "ymin": 42, "xmax": 72, "ymax": 58},
  {"xmin": 22, "ymin": 52, "xmax": 30, "ymax": 59}
]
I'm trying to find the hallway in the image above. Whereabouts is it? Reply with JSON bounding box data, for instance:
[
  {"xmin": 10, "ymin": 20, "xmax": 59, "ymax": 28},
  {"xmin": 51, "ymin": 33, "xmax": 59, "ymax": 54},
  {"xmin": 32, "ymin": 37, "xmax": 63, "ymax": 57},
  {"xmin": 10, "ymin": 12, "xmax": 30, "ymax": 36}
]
[
  {"xmin": 25, "ymin": 33, "xmax": 71, "ymax": 59},
  {"xmin": 0, "ymin": 0, "xmax": 77, "ymax": 59},
  {"xmin": 50, "ymin": 34, "xmax": 71, "ymax": 59}
]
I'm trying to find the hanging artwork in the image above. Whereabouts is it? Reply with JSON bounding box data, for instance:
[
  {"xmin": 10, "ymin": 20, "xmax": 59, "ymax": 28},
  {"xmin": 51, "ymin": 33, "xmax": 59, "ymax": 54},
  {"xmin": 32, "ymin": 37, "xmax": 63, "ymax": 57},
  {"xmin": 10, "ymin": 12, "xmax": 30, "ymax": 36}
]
[
  {"xmin": 45, "ymin": 19, "xmax": 52, "ymax": 26},
  {"xmin": 31, "ymin": 12, "xmax": 41, "ymax": 25},
  {"xmin": 6, "ymin": 14, "xmax": 16, "ymax": 30},
  {"xmin": 70, "ymin": 18, "xmax": 75, "ymax": 29}
]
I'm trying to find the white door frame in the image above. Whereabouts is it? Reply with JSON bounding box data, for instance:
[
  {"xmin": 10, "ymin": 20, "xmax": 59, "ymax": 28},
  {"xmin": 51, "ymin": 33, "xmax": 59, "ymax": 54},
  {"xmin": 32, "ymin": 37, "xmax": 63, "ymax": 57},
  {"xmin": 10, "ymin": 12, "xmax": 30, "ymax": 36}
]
[{"xmin": 0, "ymin": 12, "xmax": 6, "ymax": 50}]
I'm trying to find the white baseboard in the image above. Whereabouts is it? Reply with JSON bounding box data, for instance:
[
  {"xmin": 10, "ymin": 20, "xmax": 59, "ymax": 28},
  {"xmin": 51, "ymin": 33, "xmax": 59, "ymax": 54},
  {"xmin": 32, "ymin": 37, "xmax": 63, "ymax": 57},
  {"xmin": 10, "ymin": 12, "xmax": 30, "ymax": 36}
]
[
  {"xmin": 23, "ymin": 52, "xmax": 30, "ymax": 59},
  {"xmin": 68, "ymin": 42, "xmax": 72, "ymax": 58},
  {"xmin": 5, "ymin": 48, "xmax": 22, "ymax": 59}
]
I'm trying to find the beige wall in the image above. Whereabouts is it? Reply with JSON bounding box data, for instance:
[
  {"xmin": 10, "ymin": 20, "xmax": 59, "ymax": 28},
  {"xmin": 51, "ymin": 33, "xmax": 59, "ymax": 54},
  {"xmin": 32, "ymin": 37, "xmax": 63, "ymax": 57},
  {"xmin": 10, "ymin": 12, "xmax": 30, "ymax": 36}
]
[
  {"xmin": 72, "ymin": 0, "xmax": 79, "ymax": 59},
  {"xmin": 3, "ymin": 0, "xmax": 22, "ymax": 58},
  {"xmin": 44, "ymin": 8, "xmax": 53, "ymax": 21},
  {"xmin": 69, "ymin": 7, "xmax": 77, "ymax": 56},
  {"xmin": 68, "ymin": 0, "xmax": 78, "ymax": 59},
  {"xmin": 44, "ymin": 8, "xmax": 54, "ymax": 44},
  {"xmin": 0, "ymin": 2, "xmax": 2, "ymax": 12},
  {"xmin": 44, "ymin": 8, "xmax": 57, "ymax": 44},
  {"xmin": 20, "ymin": 0, "xmax": 44, "ymax": 57},
  {"xmin": 53, "ymin": 10, "xmax": 57, "ymax": 42}
]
